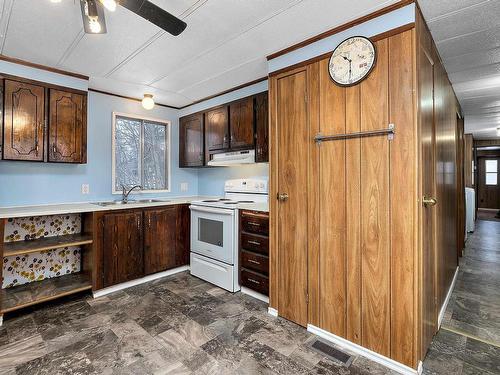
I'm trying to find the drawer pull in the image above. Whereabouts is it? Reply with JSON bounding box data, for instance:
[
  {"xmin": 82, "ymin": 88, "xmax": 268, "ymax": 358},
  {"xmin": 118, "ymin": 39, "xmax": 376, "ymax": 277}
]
[
  {"xmin": 248, "ymin": 240, "xmax": 260, "ymax": 246},
  {"xmin": 247, "ymin": 222, "xmax": 260, "ymax": 227},
  {"xmin": 248, "ymin": 259, "xmax": 260, "ymax": 265},
  {"xmin": 247, "ymin": 278, "xmax": 261, "ymax": 285}
]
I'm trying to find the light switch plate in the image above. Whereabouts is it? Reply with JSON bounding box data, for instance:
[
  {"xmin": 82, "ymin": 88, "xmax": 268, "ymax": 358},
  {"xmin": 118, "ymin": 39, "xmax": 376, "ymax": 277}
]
[
  {"xmin": 180, "ymin": 182, "xmax": 188, "ymax": 192},
  {"xmin": 81, "ymin": 184, "xmax": 90, "ymax": 194}
]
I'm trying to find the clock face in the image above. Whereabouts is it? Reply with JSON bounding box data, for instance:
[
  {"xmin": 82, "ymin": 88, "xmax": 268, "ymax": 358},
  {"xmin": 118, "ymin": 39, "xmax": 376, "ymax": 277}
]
[{"xmin": 329, "ymin": 36, "xmax": 376, "ymax": 86}]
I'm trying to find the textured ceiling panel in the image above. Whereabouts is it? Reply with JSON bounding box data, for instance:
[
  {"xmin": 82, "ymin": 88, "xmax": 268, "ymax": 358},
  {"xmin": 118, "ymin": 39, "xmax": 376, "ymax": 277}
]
[
  {"xmin": 437, "ymin": 25, "xmax": 500, "ymax": 59},
  {"xmin": 444, "ymin": 47, "xmax": 500, "ymax": 73},
  {"xmin": 418, "ymin": 0, "xmax": 487, "ymax": 21},
  {"xmin": 2, "ymin": 1, "xmax": 83, "ymax": 66},
  {"xmin": 449, "ymin": 63, "xmax": 500, "ymax": 84},
  {"xmin": 59, "ymin": 7, "xmax": 160, "ymax": 77},
  {"xmin": 427, "ymin": 1, "xmax": 500, "ymax": 42},
  {"xmin": 108, "ymin": 0, "xmax": 299, "ymax": 85}
]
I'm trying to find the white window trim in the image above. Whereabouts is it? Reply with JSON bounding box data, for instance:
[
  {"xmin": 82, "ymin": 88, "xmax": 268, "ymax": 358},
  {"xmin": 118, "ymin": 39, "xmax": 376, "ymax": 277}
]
[{"xmin": 111, "ymin": 111, "xmax": 172, "ymax": 195}]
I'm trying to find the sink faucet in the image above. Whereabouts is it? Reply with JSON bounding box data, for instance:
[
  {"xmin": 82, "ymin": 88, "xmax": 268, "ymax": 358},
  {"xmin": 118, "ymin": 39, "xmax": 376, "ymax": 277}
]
[{"xmin": 121, "ymin": 185, "xmax": 142, "ymax": 203}]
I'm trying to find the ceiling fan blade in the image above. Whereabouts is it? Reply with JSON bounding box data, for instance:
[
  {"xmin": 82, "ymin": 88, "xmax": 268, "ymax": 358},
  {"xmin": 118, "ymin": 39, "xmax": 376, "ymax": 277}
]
[{"xmin": 119, "ymin": 0, "xmax": 187, "ymax": 36}]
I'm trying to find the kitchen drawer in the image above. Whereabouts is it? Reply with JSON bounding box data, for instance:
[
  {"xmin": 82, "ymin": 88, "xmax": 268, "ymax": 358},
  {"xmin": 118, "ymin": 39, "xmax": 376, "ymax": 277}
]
[
  {"xmin": 241, "ymin": 212, "xmax": 269, "ymax": 236},
  {"xmin": 241, "ymin": 232, "xmax": 268, "ymax": 255},
  {"xmin": 241, "ymin": 250, "xmax": 268, "ymax": 275},
  {"xmin": 241, "ymin": 269, "xmax": 269, "ymax": 296}
]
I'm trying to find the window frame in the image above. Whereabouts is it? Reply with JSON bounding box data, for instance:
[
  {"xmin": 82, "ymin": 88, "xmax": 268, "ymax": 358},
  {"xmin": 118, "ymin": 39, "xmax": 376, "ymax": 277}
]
[
  {"xmin": 485, "ymin": 159, "xmax": 498, "ymax": 186},
  {"xmin": 111, "ymin": 112, "xmax": 171, "ymax": 195}
]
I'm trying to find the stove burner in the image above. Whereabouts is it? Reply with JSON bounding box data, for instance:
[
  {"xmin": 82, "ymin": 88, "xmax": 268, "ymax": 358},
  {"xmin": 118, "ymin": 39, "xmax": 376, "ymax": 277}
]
[
  {"xmin": 219, "ymin": 198, "xmax": 231, "ymax": 201},
  {"xmin": 202, "ymin": 200, "xmax": 220, "ymax": 202},
  {"xmin": 224, "ymin": 202, "xmax": 237, "ymax": 205},
  {"xmin": 237, "ymin": 200, "xmax": 254, "ymax": 203}
]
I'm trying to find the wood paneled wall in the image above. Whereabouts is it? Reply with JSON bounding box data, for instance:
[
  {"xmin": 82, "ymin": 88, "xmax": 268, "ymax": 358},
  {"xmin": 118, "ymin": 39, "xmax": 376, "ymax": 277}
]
[
  {"xmin": 464, "ymin": 134, "xmax": 474, "ymax": 188},
  {"xmin": 271, "ymin": 28, "xmax": 419, "ymax": 368},
  {"xmin": 270, "ymin": 10, "xmax": 461, "ymax": 371},
  {"xmin": 416, "ymin": 5, "xmax": 460, "ymax": 361}
]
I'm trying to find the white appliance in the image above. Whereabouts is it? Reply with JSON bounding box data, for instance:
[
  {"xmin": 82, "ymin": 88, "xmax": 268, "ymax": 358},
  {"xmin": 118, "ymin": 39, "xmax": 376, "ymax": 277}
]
[
  {"xmin": 465, "ymin": 187, "xmax": 475, "ymax": 236},
  {"xmin": 207, "ymin": 150, "xmax": 255, "ymax": 166},
  {"xmin": 190, "ymin": 179, "xmax": 268, "ymax": 292}
]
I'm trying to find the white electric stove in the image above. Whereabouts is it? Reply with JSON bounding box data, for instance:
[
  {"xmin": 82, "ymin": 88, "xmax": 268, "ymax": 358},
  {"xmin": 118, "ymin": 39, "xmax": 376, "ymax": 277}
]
[{"xmin": 189, "ymin": 179, "xmax": 268, "ymax": 292}]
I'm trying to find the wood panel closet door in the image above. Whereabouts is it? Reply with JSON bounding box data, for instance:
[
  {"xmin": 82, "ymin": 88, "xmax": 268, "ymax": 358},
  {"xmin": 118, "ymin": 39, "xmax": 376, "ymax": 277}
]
[
  {"xmin": 48, "ymin": 89, "xmax": 86, "ymax": 163},
  {"xmin": 419, "ymin": 44, "xmax": 438, "ymax": 355},
  {"xmin": 275, "ymin": 68, "xmax": 309, "ymax": 327},
  {"xmin": 3, "ymin": 80, "xmax": 45, "ymax": 161}
]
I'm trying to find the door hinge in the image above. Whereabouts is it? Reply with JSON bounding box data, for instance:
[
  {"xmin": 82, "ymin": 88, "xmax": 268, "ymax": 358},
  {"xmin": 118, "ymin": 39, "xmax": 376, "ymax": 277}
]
[{"xmin": 306, "ymin": 293, "xmax": 309, "ymax": 304}]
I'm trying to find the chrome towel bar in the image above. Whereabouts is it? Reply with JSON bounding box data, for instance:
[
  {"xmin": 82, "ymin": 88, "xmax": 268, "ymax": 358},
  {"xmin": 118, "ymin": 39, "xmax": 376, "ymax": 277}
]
[{"xmin": 315, "ymin": 123, "xmax": 395, "ymax": 143}]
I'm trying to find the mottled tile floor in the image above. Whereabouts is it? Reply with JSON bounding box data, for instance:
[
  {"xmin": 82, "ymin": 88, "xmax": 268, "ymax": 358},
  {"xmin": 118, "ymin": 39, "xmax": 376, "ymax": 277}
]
[
  {"xmin": 422, "ymin": 219, "xmax": 500, "ymax": 375},
  {"xmin": 0, "ymin": 272, "xmax": 397, "ymax": 375}
]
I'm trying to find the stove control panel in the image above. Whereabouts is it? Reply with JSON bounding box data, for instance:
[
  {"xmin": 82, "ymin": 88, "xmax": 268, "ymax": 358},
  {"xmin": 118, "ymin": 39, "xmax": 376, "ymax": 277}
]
[{"xmin": 224, "ymin": 179, "xmax": 268, "ymax": 194}]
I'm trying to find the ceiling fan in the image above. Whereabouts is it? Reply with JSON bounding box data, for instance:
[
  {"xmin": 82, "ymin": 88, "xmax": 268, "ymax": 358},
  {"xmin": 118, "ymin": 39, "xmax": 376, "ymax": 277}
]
[{"xmin": 78, "ymin": 0, "xmax": 187, "ymax": 36}]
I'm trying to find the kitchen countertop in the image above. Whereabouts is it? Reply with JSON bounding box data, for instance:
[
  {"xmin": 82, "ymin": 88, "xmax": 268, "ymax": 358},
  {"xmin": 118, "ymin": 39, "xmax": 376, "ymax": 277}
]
[{"xmin": 0, "ymin": 197, "xmax": 214, "ymax": 219}]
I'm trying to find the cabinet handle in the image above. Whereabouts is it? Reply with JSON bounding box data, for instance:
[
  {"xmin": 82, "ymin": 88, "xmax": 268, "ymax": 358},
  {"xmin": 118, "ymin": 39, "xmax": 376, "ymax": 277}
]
[
  {"xmin": 247, "ymin": 222, "xmax": 260, "ymax": 227},
  {"xmin": 248, "ymin": 240, "xmax": 260, "ymax": 246},
  {"xmin": 248, "ymin": 259, "xmax": 260, "ymax": 265},
  {"xmin": 53, "ymin": 144, "xmax": 57, "ymax": 154},
  {"xmin": 137, "ymin": 217, "xmax": 141, "ymax": 229},
  {"xmin": 35, "ymin": 143, "xmax": 39, "ymax": 155},
  {"xmin": 247, "ymin": 278, "xmax": 261, "ymax": 285}
]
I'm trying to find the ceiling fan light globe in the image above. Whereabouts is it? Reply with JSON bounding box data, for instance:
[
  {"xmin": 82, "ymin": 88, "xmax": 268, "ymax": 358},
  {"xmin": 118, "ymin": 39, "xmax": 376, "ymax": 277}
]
[
  {"xmin": 142, "ymin": 94, "xmax": 155, "ymax": 110},
  {"xmin": 89, "ymin": 18, "xmax": 102, "ymax": 33},
  {"xmin": 100, "ymin": 0, "xmax": 117, "ymax": 12}
]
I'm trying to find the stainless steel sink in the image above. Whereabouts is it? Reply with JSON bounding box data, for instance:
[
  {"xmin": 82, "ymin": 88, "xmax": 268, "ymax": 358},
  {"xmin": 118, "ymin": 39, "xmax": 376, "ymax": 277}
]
[
  {"xmin": 136, "ymin": 199, "xmax": 170, "ymax": 203},
  {"xmin": 92, "ymin": 199, "xmax": 170, "ymax": 207}
]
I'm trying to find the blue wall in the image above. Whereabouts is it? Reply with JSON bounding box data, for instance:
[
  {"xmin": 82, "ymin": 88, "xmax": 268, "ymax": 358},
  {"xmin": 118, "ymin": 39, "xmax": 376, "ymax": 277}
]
[{"xmin": 0, "ymin": 91, "xmax": 199, "ymax": 206}]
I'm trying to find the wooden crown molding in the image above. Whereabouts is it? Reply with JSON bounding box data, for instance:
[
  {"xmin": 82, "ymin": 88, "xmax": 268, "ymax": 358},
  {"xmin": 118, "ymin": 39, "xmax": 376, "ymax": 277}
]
[
  {"xmin": 266, "ymin": 0, "xmax": 414, "ymax": 61},
  {"xmin": 0, "ymin": 54, "xmax": 89, "ymax": 80}
]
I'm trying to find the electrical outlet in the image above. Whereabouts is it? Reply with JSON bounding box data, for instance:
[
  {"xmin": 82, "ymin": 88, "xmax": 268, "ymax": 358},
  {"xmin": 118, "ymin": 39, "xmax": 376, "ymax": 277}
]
[
  {"xmin": 180, "ymin": 182, "xmax": 188, "ymax": 192},
  {"xmin": 81, "ymin": 184, "xmax": 90, "ymax": 195}
]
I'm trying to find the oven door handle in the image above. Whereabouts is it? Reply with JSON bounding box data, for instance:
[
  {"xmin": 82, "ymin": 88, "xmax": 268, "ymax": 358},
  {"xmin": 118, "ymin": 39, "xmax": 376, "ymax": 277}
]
[{"xmin": 189, "ymin": 205, "xmax": 235, "ymax": 216}]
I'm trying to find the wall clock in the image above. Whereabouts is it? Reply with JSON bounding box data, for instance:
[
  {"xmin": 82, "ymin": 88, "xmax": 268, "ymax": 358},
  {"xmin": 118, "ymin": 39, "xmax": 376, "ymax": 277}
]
[{"xmin": 328, "ymin": 36, "xmax": 376, "ymax": 87}]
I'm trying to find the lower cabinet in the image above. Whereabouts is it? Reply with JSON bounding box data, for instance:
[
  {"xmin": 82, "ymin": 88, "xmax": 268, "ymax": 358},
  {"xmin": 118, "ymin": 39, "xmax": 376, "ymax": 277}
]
[
  {"xmin": 239, "ymin": 210, "xmax": 269, "ymax": 296},
  {"xmin": 100, "ymin": 204, "xmax": 190, "ymax": 288},
  {"xmin": 102, "ymin": 210, "xmax": 144, "ymax": 288}
]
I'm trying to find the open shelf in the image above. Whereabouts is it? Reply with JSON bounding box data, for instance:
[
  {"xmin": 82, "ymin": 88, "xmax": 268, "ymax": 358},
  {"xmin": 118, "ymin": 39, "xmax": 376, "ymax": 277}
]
[
  {"xmin": 3, "ymin": 233, "xmax": 93, "ymax": 257},
  {"xmin": 0, "ymin": 272, "xmax": 92, "ymax": 313}
]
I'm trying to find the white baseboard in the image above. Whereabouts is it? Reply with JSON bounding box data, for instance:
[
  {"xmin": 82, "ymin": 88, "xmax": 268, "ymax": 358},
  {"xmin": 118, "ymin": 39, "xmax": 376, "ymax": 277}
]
[
  {"xmin": 268, "ymin": 307, "xmax": 278, "ymax": 317},
  {"xmin": 417, "ymin": 360, "xmax": 423, "ymax": 374},
  {"xmin": 438, "ymin": 266, "xmax": 459, "ymax": 328},
  {"xmin": 0, "ymin": 315, "xmax": 3, "ymax": 327},
  {"xmin": 240, "ymin": 286, "xmax": 269, "ymax": 303},
  {"xmin": 307, "ymin": 324, "xmax": 418, "ymax": 375},
  {"xmin": 93, "ymin": 266, "xmax": 189, "ymax": 298}
]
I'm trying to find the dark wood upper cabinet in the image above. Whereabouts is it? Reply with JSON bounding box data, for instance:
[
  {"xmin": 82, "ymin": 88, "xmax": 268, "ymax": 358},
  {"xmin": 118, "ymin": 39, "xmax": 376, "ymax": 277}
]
[
  {"xmin": 102, "ymin": 211, "xmax": 144, "ymax": 288},
  {"xmin": 179, "ymin": 112, "xmax": 204, "ymax": 167},
  {"xmin": 206, "ymin": 105, "xmax": 229, "ymax": 152},
  {"xmin": 144, "ymin": 207, "xmax": 177, "ymax": 275},
  {"xmin": 48, "ymin": 89, "xmax": 87, "ymax": 163},
  {"xmin": 3, "ymin": 79, "xmax": 45, "ymax": 161},
  {"xmin": 255, "ymin": 92, "xmax": 269, "ymax": 163},
  {"xmin": 229, "ymin": 97, "xmax": 254, "ymax": 150}
]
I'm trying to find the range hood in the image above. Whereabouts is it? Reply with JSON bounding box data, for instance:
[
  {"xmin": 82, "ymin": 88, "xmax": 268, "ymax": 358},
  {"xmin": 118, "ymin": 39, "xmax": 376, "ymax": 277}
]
[{"xmin": 207, "ymin": 150, "xmax": 255, "ymax": 166}]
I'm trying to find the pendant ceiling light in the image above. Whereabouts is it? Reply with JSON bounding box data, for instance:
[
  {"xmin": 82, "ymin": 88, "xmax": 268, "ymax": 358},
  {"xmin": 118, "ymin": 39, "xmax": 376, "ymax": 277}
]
[{"xmin": 142, "ymin": 94, "xmax": 155, "ymax": 110}]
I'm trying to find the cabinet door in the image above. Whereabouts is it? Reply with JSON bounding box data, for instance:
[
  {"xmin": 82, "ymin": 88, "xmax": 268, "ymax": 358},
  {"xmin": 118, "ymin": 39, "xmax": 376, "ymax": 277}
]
[
  {"xmin": 48, "ymin": 89, "xmax": 87, "ymax": 163},
  {"xmin": 175, "ymin": 204, "xmax": 190, "ymax": 267},
  {"xmin": 206, "ymin": 105, "xmax": 229, "ymax": 151},
  {"xmin": 255, "ymin": 92, "xmax": 269, "ymax": 163},
  {"xmin": 3, "ymin": 79, "xmax": 45, "ymax": 161},
  {"xmin": 102, "ymin": 211, "xmax": 144, "ymax": 287},
  {"xmin": 144, "ymin": 207, "xmax": 177, "ymax": 275},
  {"xmin": 179, "ymin": 113, "xmax": 204, "ymax": 167},
  {"xmin": 229, "ymin": 97, "xmax": 254, "ymax": 150}
]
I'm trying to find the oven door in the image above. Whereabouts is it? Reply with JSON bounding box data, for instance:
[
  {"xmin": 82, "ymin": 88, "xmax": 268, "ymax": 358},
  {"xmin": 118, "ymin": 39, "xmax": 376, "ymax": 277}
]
[{"xmin": 190, "ymin": 205, "xmax": 235, "ymax": 264}]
